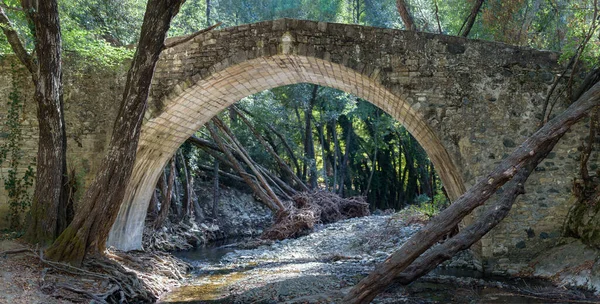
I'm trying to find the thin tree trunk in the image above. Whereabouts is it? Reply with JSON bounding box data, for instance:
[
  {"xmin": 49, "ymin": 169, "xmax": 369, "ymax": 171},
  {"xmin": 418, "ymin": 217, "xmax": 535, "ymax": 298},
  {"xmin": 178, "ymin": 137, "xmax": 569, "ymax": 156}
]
[
  {"xmin": 338, "ymin": 118, "xmax": 353, "ymax": 197},
  {"xmin": 45, "ymin": 0, "xmax": 187, "ymax": 266},
  {"xmin": 212, "ymin": 117, "xmax": 285, "ymax": 210},
  {"xmin": 207, "ymin": 123, "xmax": 279, "ymax": 211},
  {"xmin": 231, "ymin": 106, "xmax": 309, "ymax": 191},
  {"xmin": 267, "ymin": 123, "xmax": 301, "ymax": 176},
  {"xmin": 330, "ymin": 121, "xmax": 340, "ymax": 193},
  {"xmin": 178, "ymin": 150, "xmax": 192, "ymax": 218},
  {"xmin": 459, "ymin": 0, "xmax": 484, "ymax": 37},
  {"xmin": 343, "ymin": 81, "xmax": 600, "ymax": 303},
  {"xmin": 212, "ymin": 159, "xmax": 219, "ymax": 220},
  {"xmin": 305, "ymin": 85, "xmax": 318, "ymax": 189},
  {"xmin": 396, "ymin": 0, "xmax": 416, "ymax": 31},
  {"xmin": 154, "ymin": 158, "xmax": 175, "ymax": 229},
  {"xmin": 317, "ymin": 123, "xmax": 330, "ymax": 190},
  {"xmin": 206, "ymin": 0, "xmax": 211, "ymax": 26}
]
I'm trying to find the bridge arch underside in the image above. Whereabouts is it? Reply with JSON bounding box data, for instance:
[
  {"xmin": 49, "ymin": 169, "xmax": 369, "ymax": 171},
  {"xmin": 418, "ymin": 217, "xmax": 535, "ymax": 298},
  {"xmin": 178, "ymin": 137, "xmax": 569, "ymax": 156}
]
[{"xmin": 107, "ymin": 55, "xmax": 466, "ymax": 250}]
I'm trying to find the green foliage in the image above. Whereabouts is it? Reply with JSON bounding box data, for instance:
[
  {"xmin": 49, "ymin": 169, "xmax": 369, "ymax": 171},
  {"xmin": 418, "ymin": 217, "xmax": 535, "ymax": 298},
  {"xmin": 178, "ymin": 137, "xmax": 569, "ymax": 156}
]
[{"xmin": 0, "ymin": 64, "xmax": 34, "ymax": 231}]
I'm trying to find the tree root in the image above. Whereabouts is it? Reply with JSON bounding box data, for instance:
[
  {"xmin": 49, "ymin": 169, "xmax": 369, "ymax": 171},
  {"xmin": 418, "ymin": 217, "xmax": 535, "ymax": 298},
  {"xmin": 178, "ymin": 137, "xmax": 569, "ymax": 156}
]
[{"xmin": 2, "ymin": 245, "xmax": 190, "ymax": 303}]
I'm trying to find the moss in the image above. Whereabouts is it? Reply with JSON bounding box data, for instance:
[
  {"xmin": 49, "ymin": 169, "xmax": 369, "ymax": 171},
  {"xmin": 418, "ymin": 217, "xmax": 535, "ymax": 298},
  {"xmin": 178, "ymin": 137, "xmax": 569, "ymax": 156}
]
[{"xmin": 565, "ymin": 196, "xmax": 600, "ymax": 249}]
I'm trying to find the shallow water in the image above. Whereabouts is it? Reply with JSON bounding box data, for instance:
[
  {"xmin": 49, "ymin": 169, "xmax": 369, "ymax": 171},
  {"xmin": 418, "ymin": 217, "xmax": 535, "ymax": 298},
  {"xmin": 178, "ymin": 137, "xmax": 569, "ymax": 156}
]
[{"xmin": 161, "ymin": 216, "xmax": 598, "ymax": 304}]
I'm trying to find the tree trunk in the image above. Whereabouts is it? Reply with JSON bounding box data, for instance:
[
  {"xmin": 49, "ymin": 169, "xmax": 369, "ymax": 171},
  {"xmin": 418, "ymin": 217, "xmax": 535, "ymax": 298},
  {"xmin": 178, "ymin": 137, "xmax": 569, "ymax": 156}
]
[
  {"xmin": 343, "ymin": 81, "xmax": 600, "ymax": 303},
  {"xmin": 305, "ymin": 85, "xmax": 318, "ymax": 189},
  {"xmin": 1, "ymin": 1, "xmax": 69, "ymax": 245},
  {"xmin": 266, "ymin": 123, "xmax": 301, "ymax": 177},
  {"xmin": 396, "ymin": 0, "xmax": 416, "ymax": 31},
  {"xmin": 177, "ymin": 150, "xmax": 192, "ymax": 219},
  {"xmin": 459, "ymin": 0, "xmax": 485, "ymax": 37},
  {"xmin": 231, "ymin": 106, "xmax": 308, "ymax": 191},
  {"xmin": 45, "ymin": 0, "xmax": 186, "ymax": 266},
  {"xmin": 154, "ymin": 158, "xmax": 176, "ymax": 229},
  {"xmin": 212, "ymin": 117, "xmax": 285, "ymax": 210},
  {"xmin": 338, "ymin": 118, "xmax": 353, "ymax": 197},
  {"xmin": 207, "ymin": 123, "xmax": 279, "ymax": 211},
  {"xmin": 212, "ymin": 159, "xmax": 219, "ymax": 220}
]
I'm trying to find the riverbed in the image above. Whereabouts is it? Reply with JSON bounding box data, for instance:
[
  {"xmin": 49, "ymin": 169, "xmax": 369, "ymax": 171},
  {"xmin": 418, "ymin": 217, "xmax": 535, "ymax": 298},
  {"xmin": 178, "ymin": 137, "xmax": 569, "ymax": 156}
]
[{"xmin": 159, "ymin": 214, "xmax": 599, "ymax": 303}]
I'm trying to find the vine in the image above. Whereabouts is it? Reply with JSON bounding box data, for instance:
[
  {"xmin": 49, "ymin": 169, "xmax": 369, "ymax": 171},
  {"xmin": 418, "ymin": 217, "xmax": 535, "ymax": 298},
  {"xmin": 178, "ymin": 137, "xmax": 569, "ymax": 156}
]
[{"xmin": 0, "ymin": 63, "xmax": 34, "ymax": 231}]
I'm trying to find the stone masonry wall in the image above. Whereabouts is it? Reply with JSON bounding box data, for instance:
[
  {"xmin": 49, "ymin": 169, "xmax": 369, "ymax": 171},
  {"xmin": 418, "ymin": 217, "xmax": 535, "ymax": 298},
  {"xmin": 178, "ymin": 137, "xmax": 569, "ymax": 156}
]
[{"xmin": 0, "ymin": 56, "xmax": 126, "ymax": 230}]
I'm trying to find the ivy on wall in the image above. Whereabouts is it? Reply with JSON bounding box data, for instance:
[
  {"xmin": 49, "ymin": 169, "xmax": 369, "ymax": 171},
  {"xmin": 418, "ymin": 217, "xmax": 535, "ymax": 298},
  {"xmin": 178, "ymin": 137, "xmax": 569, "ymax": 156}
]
[{"xmin": 0, "ymin": 63, "xmax": 35, "ymax": 231}]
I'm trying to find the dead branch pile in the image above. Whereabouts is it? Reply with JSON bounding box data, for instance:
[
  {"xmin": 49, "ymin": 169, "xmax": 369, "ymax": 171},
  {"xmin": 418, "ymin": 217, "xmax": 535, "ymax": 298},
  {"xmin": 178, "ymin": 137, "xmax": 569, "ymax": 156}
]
[{"xmin": 262, "ymin": 191, "xmax": 370, "ymax": 240}]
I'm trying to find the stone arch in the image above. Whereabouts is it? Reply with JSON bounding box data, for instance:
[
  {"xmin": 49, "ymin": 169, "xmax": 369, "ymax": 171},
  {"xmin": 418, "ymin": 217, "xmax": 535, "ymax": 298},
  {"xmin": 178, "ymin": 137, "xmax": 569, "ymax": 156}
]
[{"xmin": 107, "ymin": 54, "xmax": 466, "ymax": 250}]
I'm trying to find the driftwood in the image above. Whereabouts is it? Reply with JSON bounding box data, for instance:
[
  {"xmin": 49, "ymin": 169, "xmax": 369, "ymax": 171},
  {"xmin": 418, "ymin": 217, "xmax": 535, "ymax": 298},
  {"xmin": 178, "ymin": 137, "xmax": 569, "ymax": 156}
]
[{"xmin": 262, "ymin": 191, "xmax": 370, "ymax": 240}]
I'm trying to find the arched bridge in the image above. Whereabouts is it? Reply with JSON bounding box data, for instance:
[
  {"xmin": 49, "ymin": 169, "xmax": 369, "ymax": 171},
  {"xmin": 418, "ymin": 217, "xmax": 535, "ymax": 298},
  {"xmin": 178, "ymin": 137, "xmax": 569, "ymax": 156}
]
[{"xmin": 105, "ymin": 19, "xmax": 574, "ymax": 272}]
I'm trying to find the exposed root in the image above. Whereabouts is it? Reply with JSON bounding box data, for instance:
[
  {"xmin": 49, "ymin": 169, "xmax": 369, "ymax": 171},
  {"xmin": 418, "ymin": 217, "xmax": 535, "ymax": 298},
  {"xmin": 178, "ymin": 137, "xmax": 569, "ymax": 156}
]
[
  {"xmin": 262, "ymin": 191, "xmax": 370, "ymax": 240},
  {"xmin": 1, "ymin": 245, "xmax": 190, "ymax": 303}
]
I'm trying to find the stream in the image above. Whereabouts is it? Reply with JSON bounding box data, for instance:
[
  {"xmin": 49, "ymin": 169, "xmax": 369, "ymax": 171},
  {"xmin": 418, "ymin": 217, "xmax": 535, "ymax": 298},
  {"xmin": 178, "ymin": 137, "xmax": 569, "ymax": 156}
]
[{"xmin": 158, "ymin": 215, "xmax": 599, "ymax": 303}]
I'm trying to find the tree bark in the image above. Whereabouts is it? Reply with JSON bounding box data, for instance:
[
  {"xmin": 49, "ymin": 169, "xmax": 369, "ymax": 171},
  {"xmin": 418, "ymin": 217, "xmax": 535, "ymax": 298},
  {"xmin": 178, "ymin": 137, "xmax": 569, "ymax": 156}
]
[
  {"xmin": 212, "ymin": 117, "xmax": 285, "ymax": 210},
  {"xmin": 395, "ymin": 160, "xmax": 541, "ymax": 284},
  {"xmin": 178, "ymin": 150, "xmax": 192, "ymax": 219},
  {"xmin": 396, "ymin": 0, "xmax": 416, "ymax": 31},
  {"xmin": 305, "ymin": 85, "xmax": 318, "ymax": 189},
  {"xmin": 1, "ymin": 1, "xmax": 69, "ymax": 245},
  {"xmin": 45, "ymin": 0, "xmax": 187, "ymax": 266},
  {"xmin": 459, "ymin": 0, "xmax": 485, "ymax": 37},
  {"xmin": 207, "ymin": 123, "xmax": 279, "ymax": 211},
  {"xmin": 212, "ymin": 159, "xmax": 219, "ymax": 220},
  {"xmin": 343, "ymin": 81, "xmax": 600, "ymax": 303},
  {"xmin": 231, "ymin": 106, "xmax": 308, "ymax": 191},
  {"xmin": 154, "ymin": 158, "xmax": 175, "ymax": 229}
]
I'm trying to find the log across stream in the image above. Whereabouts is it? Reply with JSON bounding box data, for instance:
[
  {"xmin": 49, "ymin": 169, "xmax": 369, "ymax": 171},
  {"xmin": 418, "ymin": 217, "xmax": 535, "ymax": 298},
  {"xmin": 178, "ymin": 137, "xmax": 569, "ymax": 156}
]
[{"xmin": 158, "ymin": 214, "xmax": 599, "ymax": 304}]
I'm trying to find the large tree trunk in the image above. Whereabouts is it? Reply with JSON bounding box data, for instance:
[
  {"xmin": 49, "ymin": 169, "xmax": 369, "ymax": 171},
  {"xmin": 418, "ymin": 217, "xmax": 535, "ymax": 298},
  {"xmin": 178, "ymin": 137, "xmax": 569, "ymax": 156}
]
[
  {"xmin": 343, "ymin": 81, "xmax": 600, "ymax": 303},
  {"xmin": 395, "ymin": 141, "xmax": 556, "ymax": 285},
  {"xmin": 45, "ymin": 0, "xmax": 186, "ymax": 266},
  {"xmin": 1, "ymin": 1, "xmax": 69, "ymax": 245},
  {"xmin": 25, "ymin": 0, "xmax": 69, "ymax": 245}
]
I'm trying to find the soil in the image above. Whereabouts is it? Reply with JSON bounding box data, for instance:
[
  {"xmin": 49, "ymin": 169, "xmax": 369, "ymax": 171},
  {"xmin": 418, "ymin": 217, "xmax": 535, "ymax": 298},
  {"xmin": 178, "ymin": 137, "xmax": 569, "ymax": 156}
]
[
  {"xmin": 0, "ymin": 236, "xmax": 189, "ymax": 304},
  {"xmin": 0, "ymin": 239, "xmax": 67, "ymax": 304}
]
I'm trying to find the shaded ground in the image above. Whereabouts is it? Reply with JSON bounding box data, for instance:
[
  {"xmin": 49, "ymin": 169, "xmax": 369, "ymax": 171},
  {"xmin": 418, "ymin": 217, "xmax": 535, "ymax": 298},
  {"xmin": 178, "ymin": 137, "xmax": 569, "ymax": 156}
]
[{"xmin": 0, "ymin": 236, "xmax": 188, "ymax": 303}]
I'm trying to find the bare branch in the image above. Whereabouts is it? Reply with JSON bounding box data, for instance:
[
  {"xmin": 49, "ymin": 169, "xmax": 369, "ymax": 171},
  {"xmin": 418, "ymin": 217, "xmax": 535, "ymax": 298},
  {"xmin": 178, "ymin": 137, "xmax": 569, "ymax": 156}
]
[
  {"xmin": 0, "ymin": 5, "xmax": 35, "ymax": 74},
  {"xmin": 459, "ymin": 0, "xmax": 485, "ymax": 37},
  {"xmin": 164, "ymin": 21, "xmax": 222, "ymax": 49},
  {"xmin": 433, "ymin": 0, "xmax": 442, "ymax": 34},
  {"xmin": 0, "ymin": 1, "xmax": 23, "ymax": 11},
  {"xmin": 396, "ymin": 0, "xmax": 416, "ymax": 31}
]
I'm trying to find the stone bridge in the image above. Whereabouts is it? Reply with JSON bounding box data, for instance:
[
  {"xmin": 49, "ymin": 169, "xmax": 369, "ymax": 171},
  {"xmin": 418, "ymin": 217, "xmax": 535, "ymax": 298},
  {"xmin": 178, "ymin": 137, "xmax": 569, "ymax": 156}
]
[{"xmin": 1, "ymin": 19, "xmax": 586, "ymax": 274}]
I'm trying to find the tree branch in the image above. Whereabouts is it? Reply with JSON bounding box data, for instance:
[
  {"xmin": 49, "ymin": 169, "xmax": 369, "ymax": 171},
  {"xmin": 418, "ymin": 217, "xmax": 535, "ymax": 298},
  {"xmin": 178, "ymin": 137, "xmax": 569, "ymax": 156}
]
[
  {"xmin": 0, "ymin": 1, "xmax": 23, "ymax": 12},
  {"xmin": 396, "ymin": 0, "xmax": 416, "ymax": 31},
  {"xmin": 459, "ymin": 0, "xmax": 485, "ymax": 37},
  {"xmin": 164, "ymin": 21, "xmax": 222, "ymax": 49},
  {"xmin": 0, "ymin": 5, "xmax": 35, "ymax": 75}
]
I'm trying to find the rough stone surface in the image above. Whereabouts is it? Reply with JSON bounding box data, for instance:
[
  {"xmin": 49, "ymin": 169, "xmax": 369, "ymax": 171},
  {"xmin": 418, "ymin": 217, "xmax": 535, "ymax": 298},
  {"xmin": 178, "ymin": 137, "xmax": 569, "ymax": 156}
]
[
  {"xmin": 529, "ymin": 238, "xmax": 600, "ymax": 293},
  {"xmin": 193, "ymin": 182, "xmax": 273, "ymax": 239},
  {"xmin": 0, "ymin": 56, "xmax": 126, "ymax": 229},
  {"xmin": 0, "ymin": 19, "xmax": 595, "ymax": 275}
]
